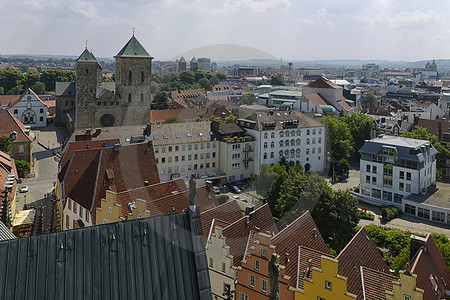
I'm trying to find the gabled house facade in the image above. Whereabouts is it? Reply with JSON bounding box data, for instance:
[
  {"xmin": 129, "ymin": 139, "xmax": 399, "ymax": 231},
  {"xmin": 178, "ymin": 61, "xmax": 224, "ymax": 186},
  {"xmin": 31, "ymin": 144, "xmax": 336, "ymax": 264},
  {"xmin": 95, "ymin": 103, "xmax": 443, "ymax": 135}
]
[{"xmin": 4, "ymin": 88, "xmax": 48, "ymax": 128}]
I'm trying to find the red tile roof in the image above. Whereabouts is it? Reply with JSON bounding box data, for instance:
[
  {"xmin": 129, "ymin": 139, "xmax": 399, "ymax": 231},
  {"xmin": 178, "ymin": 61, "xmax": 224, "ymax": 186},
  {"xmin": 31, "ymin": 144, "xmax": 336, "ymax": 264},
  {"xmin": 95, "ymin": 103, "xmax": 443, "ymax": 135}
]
[
  {"xmin": 272, "ymin": 211, "xmax": 330, "ymax": 287},
  {"xmin": 305, "ymin": 93, "xmax": 333, "ymax": 107},
  {"xmin": 59, "ymin": 139, "xmax": 120, "ymax": 173},
  {"xmin": 200, "ymin": 200, "xmax": 243, "ymax": 240},
  {"xmin": 0, "ymin": 109, "xmax": 32, "ymax": 143},
  {"xmin": 338, "ymin": 99, "xmax": 358, "ymax": 112},
  {"xmin": 410, "ymin": 235, "xmax": 450, "ymax": 300},
  {"xmin": 297, "ymin": 246, "xmax": 334, "ymax": 290},
  {"xmin": 336, "ymin": 227, "xmax": 389, "ymax": 299},
  {"xmin": 361, "ymin": 267, "xmax": 398, "ymax": 300},
  {"xmin": 0, "ymin": 95, "xmax": 20, "ymax": 108},
  {"xmin": 222, "ymin": 204, "xmax": 278, "ymax": 267},
  {"xmin": 150, "ymin": 109, "xmax": 207, "ymax": 122},
  {"xmin": 306, "ymin": 77, "xmax": 342, "ymax": 89},
  {"xmin": 0, "ymin": 151, "xmax": 18, "ymax": 213}
]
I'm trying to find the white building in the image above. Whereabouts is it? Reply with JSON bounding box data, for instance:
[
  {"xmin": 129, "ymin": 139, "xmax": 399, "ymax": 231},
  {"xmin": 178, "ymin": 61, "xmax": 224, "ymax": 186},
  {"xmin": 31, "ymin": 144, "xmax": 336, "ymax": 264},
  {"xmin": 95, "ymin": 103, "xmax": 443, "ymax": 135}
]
[
  {"xmin": 358, "ymin": 135, "xmax": 437, "ymax": 209},
  {"xmin": 7, "ymin": 88, "xmax": 48, "ymax": 128},
  {"xmin": 403, "ymin": 100, "xmax": 446, "ymax": 123},
  {"xmin": 237, "ymin": 110, "xmax": 326, "ymax": 173}
]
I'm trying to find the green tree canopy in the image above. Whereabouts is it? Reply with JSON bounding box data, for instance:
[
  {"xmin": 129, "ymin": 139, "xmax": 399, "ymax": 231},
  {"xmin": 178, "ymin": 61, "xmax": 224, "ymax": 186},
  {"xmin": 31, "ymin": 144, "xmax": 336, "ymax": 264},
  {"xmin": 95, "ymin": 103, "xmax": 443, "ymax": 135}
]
[
  {"xmin": 0, "ymin": 68, "xmax": 25, "ymax": 94},
  {"xmin": 216, "ymin": 72, "xmax": 227, "ymax": 80},
  {"xmin": 240, "ymin": 93, "xmax": 257, "ymax": 105},
  {"xmin": 151, "ymin": 91, "xmax": 170, "ymax": 110},
  {"xmin": 31, "ymin": 81, "xmax": 46, "ymax": 95},
  {"xmin": 321, "ymin": 116, "xmax": 354, "ymax": 161},
  {"xmin": 162, "ymin": 116, "xmax": 184, "ymax": 123},
  {"xmin": 15, "ymin": 160, "xmax": 31, "ymax": 178},
  {"xmin": 340, "ymin": 113, "xmax": 373, "ymax": 156},
  {"xmin": 0, "ymin": 135, "xmax": 11, "ymax": 154},
  {"xmin": 361, "ymin": 91, "xmax": 377, "ymax": 112},
  {"xmin": 312, "ymin": 188, "xmax": 360, "ymax": 252},
  {"xmin": 270, "ymin": 73, "xmax": 286, "ymax": 86}
]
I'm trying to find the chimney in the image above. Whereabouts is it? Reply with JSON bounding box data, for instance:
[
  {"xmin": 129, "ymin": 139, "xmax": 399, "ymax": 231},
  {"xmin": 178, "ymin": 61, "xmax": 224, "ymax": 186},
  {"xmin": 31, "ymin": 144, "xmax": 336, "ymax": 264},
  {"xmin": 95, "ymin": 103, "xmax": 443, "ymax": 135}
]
[
  {"xmin": 114, "ymin": 144, "xmax": 122, "ymax": 151},
  {"xmin": 245, "ymin": 207, "xmax": 254, "ymax": 216},
  {"xmin": 144, "ymin": 180, "xmax": 149, "ymax": 186},
  {"xmin": 410, "ymin": 235, "xmax": 427, "ymax": 260},
  {"xmin": 205, "ymin": 180, "xmax": 212, "ymax": 192},
  {"xmin": 221, "ymin": 112, "xmax": 226, "ymax": 121}
]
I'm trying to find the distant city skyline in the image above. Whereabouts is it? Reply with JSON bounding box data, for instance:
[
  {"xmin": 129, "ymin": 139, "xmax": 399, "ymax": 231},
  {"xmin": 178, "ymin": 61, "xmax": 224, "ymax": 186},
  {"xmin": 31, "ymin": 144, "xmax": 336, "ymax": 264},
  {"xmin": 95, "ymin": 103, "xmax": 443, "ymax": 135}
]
[{"xmin": 1, "ymin": 0, "xmax": 449, "ymax": 61}]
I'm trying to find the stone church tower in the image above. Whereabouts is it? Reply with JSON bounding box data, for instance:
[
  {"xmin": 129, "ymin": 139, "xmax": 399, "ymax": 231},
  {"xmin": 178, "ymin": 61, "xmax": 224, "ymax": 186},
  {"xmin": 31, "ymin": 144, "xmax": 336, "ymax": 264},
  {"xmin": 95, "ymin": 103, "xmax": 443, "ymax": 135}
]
[{"xmin": 74, "ymin": 36, "xmax": 153, "ymax": 129}]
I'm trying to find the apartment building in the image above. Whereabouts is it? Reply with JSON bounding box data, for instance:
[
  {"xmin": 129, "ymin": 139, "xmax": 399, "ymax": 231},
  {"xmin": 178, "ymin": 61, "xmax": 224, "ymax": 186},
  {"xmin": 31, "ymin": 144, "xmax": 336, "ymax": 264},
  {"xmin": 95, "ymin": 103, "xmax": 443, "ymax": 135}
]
[
  {"xmin": 148, "ymin": 121, "xmax": 222, "ymax": 183},
  {"xmin": 359, "ymin": 135, "xmax": 437, "ymax": 207},
  {"xmin": 237, "ymin": 110, "xmax": 326, "ymax": 173}
]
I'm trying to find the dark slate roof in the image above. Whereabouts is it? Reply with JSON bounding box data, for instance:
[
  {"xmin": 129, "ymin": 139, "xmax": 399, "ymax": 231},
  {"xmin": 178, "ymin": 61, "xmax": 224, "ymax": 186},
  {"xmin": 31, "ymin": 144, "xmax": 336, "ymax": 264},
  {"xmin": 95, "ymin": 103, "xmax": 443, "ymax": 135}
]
[
  {"xmin": 76, "ymin": 48, "xmax": 98, "ymax": 62},
  {"xmin": 0, "ymin": 221, "xmax": 16, "ymax": 241},
  {"xmin": 0, "ymin": 209, "xmax": 212, "ymax": 300},
  {"xmin": 115, "ymin": 36, "xmax": 152, "ymax": 58},
  {"xmin": 55, "ymin": 82, "xmax": 76, "ymax": 96},
  {"xmin": 359, "ymin": 135, "xmax": 438, "ymax": 163}
]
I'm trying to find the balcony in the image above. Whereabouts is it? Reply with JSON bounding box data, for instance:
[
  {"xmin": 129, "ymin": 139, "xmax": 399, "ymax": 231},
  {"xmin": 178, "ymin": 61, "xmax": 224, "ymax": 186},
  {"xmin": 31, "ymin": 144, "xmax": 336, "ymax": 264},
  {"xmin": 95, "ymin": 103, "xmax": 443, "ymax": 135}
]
[
  {"xmin": 243, "ymin": 157, "xmax": 254, "ymax": 162},
  {"xmin": 243, "ymin": 147, "xmax": 254, "ymax": 153}
]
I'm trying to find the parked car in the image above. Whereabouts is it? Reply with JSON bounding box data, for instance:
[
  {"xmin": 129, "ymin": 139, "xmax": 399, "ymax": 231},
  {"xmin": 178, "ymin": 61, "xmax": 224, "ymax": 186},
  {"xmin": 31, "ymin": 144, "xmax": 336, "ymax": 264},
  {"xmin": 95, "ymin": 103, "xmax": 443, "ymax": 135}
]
[
  {"xmin": 213, "ymin": 186, "xmax": 221, "ymax": 194},
  {"xmin": 19, "ymin": 186, "xmax": 29, "ymax": 193},
  {"xmin": 230, "ymin": 185, "xmax": 242, "ymax": 194},
  {"xmin": 231, "ymin": 196, "xmax": 240, "ymax": 201}
]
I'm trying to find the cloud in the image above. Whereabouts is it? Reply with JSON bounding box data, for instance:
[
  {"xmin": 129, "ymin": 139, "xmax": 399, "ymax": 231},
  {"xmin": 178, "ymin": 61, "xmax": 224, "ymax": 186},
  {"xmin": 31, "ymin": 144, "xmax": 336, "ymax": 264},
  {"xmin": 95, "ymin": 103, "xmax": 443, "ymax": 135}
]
[
  {"xmin": 226, "ymin": 0, "xmax": 290, "ymax": 13},
  {"xmin": 69, "ymin": 0, "xmax": 100, "ymax": 20}
]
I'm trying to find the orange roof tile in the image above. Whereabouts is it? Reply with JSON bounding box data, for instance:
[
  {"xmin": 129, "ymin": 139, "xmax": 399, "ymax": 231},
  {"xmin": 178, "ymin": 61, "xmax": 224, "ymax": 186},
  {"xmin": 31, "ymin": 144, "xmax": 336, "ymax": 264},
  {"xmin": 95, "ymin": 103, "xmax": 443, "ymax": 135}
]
[
  {"xmin": 306, "ymin": 77, "xmax": 342, "ymax": 89},
  {"xmin": 361, "ymin": 267, "xmax": 398, "ymax": 300},
  {"xmin": 0, "ymin": 109, "xmax": 32, "ymax": 143},
  {"xmin": 336, "ymin": 227, "xmax": 389, "ymax": 299},
  {"xmin": 201, "ymin": 200, "xmax": 243, "ymax": 240}
]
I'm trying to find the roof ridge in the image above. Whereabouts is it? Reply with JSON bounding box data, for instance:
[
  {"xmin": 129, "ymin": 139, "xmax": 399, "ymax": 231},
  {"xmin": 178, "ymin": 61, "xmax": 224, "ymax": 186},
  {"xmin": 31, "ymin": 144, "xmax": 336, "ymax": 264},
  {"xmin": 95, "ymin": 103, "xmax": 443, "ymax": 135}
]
[
  {"xmin": 274, "ymin": 210, "xmax": 310, "ymax": 237},
  {"xmin": 115, "ymin": 178, "xmax": 185, "ymax": 195},
  {"xmin": 337, "ymin": 227, "xmax": 366, "ymax": 259},
  {"xmin": 361, "ymin": 266, "xmax": 398, "ymax": 279},
  {"xmin": 299, "ymin": 245, "xmax": 334, "ymax": 258}
]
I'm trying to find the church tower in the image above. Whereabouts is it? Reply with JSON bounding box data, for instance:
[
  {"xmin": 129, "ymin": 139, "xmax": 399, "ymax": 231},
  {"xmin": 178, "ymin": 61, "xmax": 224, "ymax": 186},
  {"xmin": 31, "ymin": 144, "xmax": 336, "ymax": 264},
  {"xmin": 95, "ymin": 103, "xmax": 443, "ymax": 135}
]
[
  {"xmin": 114, "ymin": 35, "xmax": 153, "ymax": 126},
  {"xmin": 75, "ymin": 48, "xmax": 102, "ymax": 129}
]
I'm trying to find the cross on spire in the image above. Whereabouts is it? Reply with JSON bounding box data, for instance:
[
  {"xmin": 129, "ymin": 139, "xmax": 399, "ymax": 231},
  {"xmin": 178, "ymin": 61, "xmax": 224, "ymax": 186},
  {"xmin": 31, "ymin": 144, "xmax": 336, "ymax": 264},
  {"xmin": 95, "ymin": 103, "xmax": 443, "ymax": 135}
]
[
  {"xmin": 85, "ymin": 40, "xmax": 88, "ymax": 49},
  {"xmin": 132, "ymin": 27, "xmax": 135, "ymax": 36}
]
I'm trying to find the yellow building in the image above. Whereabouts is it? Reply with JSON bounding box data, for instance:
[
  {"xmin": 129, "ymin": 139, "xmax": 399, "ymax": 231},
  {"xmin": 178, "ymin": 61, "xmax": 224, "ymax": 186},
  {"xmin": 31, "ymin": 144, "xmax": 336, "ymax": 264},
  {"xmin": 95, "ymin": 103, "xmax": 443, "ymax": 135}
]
[
  {"xmin": 295, "ymin": 249, "xmax": 356, "ymax": 300},
  {"xmin": 386, "ymin": 271, "xmax": 424, "ymax": 300}
]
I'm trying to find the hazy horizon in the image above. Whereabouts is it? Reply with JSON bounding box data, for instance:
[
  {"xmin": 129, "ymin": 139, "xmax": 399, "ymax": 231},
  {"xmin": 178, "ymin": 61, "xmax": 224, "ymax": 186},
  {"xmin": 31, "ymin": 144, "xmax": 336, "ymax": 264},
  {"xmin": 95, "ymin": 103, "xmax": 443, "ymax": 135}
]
[{"xmin": 1, "ymin": 0, "xmax": 449, "ymax": 61}]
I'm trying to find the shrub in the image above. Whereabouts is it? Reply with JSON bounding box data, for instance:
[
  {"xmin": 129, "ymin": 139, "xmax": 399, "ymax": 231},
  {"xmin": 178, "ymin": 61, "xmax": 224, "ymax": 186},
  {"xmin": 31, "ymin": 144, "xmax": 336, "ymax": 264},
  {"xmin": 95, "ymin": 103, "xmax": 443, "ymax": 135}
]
[
  {"xmin": 380, "ymin": 205, "xmax": 402, "ymax": 222},
  {"xmin": 217, "ymin": 194, "xmax": 229, "ymax": 205},
  {"xmin": 15, "ymin": 160, "xmax": 31, "ymax": 178},
  {"xmin": 358, "ymin": 210, "xmax": 375, "ymax": 220}
]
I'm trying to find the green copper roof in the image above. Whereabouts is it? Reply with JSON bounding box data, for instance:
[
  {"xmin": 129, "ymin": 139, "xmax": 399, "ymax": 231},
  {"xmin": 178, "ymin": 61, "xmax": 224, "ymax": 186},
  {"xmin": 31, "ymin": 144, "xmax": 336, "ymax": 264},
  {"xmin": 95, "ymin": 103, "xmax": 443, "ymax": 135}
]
[
  {"xmin": 116, "ymin": 36, "xmax": 152, "ymax": 58},
  {"xmin": 179, "ymin": 56, "xmax": 186, "ymax": 62},
  {"xmin": 76, "ymin": 48, "xmax": 98, "ymax": 62}
]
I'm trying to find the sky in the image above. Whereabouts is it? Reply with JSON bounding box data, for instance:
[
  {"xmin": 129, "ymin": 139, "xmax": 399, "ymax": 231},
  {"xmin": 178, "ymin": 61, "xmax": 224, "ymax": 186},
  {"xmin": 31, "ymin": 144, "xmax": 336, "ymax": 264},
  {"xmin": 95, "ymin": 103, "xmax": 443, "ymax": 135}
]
[{"xmin": 1, "ymin": 0, "xmax": 449, "ymax": 61}]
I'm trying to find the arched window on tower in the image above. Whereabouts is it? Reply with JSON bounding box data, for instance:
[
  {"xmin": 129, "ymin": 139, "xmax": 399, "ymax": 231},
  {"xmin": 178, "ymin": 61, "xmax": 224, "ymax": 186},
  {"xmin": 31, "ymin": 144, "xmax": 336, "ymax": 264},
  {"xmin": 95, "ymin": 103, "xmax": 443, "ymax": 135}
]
[
  {"xmin": 129, "ymin": 71, "xmax": 132, "ymax": 84},
  {"xmin": 141, "ymin": 93, "xmax": 144, "ymax": 102},
  {"xmin": 141, "ymin": 71, "xmax": 145, "ymax": 83},
  {"xmin": 128, "ymin": 94, "xmax": 132, "ymax": 102}
]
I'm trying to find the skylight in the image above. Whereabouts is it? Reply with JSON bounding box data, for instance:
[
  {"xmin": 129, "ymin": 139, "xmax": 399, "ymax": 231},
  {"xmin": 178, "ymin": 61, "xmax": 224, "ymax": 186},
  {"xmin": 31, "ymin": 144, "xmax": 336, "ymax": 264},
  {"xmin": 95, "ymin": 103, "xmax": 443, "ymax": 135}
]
[
  {"xmin": 199, "ymin": 132, "xmax": 204, "ymax": 136},
  {"xmin": 163, "ymin": 135, "xmax": 168, "ymax": 139},
  {"xmin": 176, "ymin": 134, "xmax": 181, "ymax": 138},
  {"xmin": 187, "ymin": 133, "xmax": 192, "ymax": 137},
  {"xmin": 153, "ymin": 136, "xmax": 158, "ymax": 140}
]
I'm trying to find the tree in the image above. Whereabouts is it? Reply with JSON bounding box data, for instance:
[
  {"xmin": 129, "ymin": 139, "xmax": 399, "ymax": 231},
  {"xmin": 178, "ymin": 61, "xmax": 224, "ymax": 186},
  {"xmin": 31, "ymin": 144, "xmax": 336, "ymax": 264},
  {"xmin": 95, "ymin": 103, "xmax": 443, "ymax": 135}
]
[
  {"xmin": 15, "ymin": 160, "xmax": 31, "ymax": 178},
  {"xmin": 240, "ymin": 93, "xmax": 257, "ymax": 105},
  {"xmin": 0, "ymin": 134, "xmax": 11, "ymax": 154},
  {"xmin": 9, "ymin": 84, "xmax": 24, "ymax": 95},
  {"xmin": 199, "ymin": 78, "xmax": 211, "ymax": 89},
  {"xmin": 151, "ymin": 91, "xmax": 170, "ymax": 110},
  {"xmin": 209, "ymin": 74, "xmax": 220, "ymax": 86},
  {"xmin": 23, "ymin": 71, "xmax": 40, "ymax": 88},
  {"xmin": 321, "ymin": 117, "xmax": 354, "ymax": 161},
  {"xmin": 31, "ymin": 81, "xmax": 45, "ymax": 95},
  {"xmin": 431, "ymin": 233, "xmax": 450, "ymax": 267},
  {"xmin": 0, "ymin": 68, "xmax": 25, "ymax": 93},
  {"xmin": 336, "ymin": 158, "xmax": 350, "ymax": 180},
  {"xmin": 179, "ymin": 71, "xmax": 195, "ymax": 85},
  {"xmin": 253, "ymin": 164, "xmax": 277, "ymax": 196},
  {"xmin": 149, "ymin": 81, "xmax": 160, "ymax": 94},
  {"xmin": 216, "ymin": 72, "xmax": 227, "ymax": 80},
  {"xmin": 361, "ymin": 92, "xmax": 377, "ymax": 112},
  {"xmin": 162, "ymin": 116, "xmax": 184, "ymax": 123},
  {"xmin": 340, "ymin": 113, "xmax": 373, "ymax": 157},
  {"xmin": 312, "ymin": 188, "xmax": 359, "ymax": 252},
  {"xmin": 270, "ymin": 73, "xmax": 286, "ymax": 86}
]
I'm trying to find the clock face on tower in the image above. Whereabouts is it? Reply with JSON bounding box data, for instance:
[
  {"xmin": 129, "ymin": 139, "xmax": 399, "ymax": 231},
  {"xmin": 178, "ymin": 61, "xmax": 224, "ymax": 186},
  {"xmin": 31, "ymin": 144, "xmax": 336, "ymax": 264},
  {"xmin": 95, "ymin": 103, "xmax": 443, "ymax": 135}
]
[{"xmin": 100, "ymin": 114, "xmax": 115, "ymax": 127}]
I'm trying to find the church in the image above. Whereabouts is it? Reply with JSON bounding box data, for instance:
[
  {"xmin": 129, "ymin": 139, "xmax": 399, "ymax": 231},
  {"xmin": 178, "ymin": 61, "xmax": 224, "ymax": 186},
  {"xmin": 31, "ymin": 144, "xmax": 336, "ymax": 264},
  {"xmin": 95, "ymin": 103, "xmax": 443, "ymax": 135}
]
[{"xmin": 56, "ymin": 35, "xmax": 153, "ymax": 131}]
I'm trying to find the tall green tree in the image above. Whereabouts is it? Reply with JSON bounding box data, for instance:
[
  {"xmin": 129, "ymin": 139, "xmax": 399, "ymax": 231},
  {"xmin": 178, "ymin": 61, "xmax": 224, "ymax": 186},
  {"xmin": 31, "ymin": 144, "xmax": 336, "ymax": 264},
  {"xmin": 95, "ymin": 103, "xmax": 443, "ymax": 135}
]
[
  {"xmin": 240, "ymin": 93, "xmax": 257, "ymax": 105},
  {"xmin": 253, "ymin": 164, "xmax": 277, "ymax": 196},
  {"xmin": 321, "ymin": 116, "xmax": 354, "ymax": 161},
  {"xmin": 199, "ymin": 78, "xmax": 211, "ymax": 89},
  {"xmin": 340, "ymin": 113, "xmax": 374, "ymax": 156},
  {"xmin": 361, "ymin": 92, "xmax": 377, "ymax": 112},
  {"xmin": 216, "ymin": 72, "xmax": 227, "ymax": 80},
  {"xmin": 0, "ymin": 68, "xmax": 25, "ymax": 93},
  {"xmin": 270, "ymin": 73, "xmax": 286, "ymax": 86},
  {"xmin": 151, "ymin": 91, "xmax": 170, "ymax": 110},
  {"xmin": 312, "ymin": 188, "xmax": 360, "ymax": 252},
  {"xmin": 31, "ymin": 81, "xmax": 46, "ymax": 95},
  {"xmin": 0, "ymin": 134, "xmax": 11, "ymax": 154},
  {"xmin": 15, "ymin": 160, "xmax": 31, "ymax": 178}
]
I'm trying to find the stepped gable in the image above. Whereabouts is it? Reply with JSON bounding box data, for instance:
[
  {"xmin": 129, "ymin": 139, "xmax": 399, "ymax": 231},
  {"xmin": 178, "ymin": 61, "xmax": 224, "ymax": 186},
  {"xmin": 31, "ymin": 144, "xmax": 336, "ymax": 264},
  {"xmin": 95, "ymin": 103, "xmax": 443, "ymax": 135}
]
[
  {"xmin": 200, "ymin": 200, "xmax": 243, "ymax": 240},
  {"xmin": 221, "ymin": 204, "xmax": 278, "ymax": 266},
  {"xmin": 361, "ymin": 267, "xmax": 398, "ymax": 300},
  {"xmin": 336, "ymin": 227, "xmax": 389, "ymax": 299},
  {"xmin": 272, "ymin": 211, "xmax": 330, "ymax": 287}
]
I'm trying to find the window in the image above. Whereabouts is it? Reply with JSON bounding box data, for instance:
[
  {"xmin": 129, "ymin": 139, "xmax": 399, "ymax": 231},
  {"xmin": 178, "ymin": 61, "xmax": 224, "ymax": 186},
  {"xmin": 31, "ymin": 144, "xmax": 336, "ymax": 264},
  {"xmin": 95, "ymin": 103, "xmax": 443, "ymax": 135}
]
[
  {"xmin": 79, "ymin": 206, "xmax": 83, "ymax": 218},
  {"xmin": 432, "ymin": 211, "xmax": 445, "ymax": 222},
  {"xmin": 264, "ymin": 133, "xmax": 268, "ymax": 139},
  {"xmin": 280, "ymin": 140, "xmax": 284, "ymax": 147},
  {"xmin": 162, "ymin": 147, "xmax": 166, "ymax": 153},
  {"xmin": 400, "ymin": 171, "xmax": 405, "ymax": 179},
  {"xmin": 312, "ymin": 148, "xmax": 315, "ymax": 154},
  {"xmin": 366, "ymin": 164, "xmax": 371, "ymax": 172},
  {"xmin": 307, "ymin": 139, "xmax": 310, "ymax": 145},
  {"xmin": 296, "ymin": 149, "xmax": 300, "ymax": 157},
  {"xmin": 405, "ymin": 204, "xmax": 416, "ymax": 215},
  {"xmin": 188, "ymin": 145, "xmax": 192, "ymax": 151},
  {"xmin": 13, "ymin": 109, "xmax": 18, "ymax": 114},
  {"xmin": 108, "ymin": 207, "xmax": 112, "ymax": 214},
  {"xmin": 312, "ymin": 138, "xmax": 316, "ymax": 144},
  {"xmin": 195, "ymin": 144, "xmax": 198, "ymax": 150},
  {"xmin": 318, "ymin": 147, "xmax": 321, "ymax": 153},
  {"xmin": 393, "ymin": 193, "xmax": 402, "ymax": 203},
  {"xmin": 271, "ymin": 141, "xmax": 274, "ymax": 148},
  {"xmin": 68, "ymin": 199, "xmax": 72, "ymax": 210},
  {"xmin": 406, "ymin": 172, "xmax": 411, "ymax": 181},
  {"xmin": 264, "ymin": 142, "xmax": 268, "ymax": 149},
  {"xmin": 261, "ymin": 248, "xmax": 267, "ymax": 257},
  {"xmin": 271, "ymin": 132, "xmax": 275, "ymax": 138},
  {"xmin": 383, "ymin": 178, "xmax": 392, "ymax": 188},
  {"xmin": 418, "ymin": 207, "xmax": 430, "ymax": 219},
  {"xmin": 325, "ymin": 280, "xmax": 332, "ymax": 290},
  {"xmin": 141, "ymin": 71, "xmax": 145, "ymax": 83},
  {"xmin": 161, "ymin": 157, "xmax": 165, "ymax": 163},
  {"xmin": 66, "ymin": 215, "xmax": 69, "ymax": 228},
  {"xmin": 372, "ymin": 189, "xmax": 381, "ymax": 199},
  {"xmin": 255, "ymin": 260, "xmax": 260, "ymax": 271},
  {"xmin": 372, "ymin": 166, "xmax": 377, "ymax": 174},
  {"xmin": 194, "ymin": 154, "xmax": 198, "ymax": 160},
  {"xmin": 313, "ymin": 129, "xmax": 316, "ymax": 135},
  {"xmin": 86, "ymin": 211, "xmax": 89, "ymax": 222},
  {"xmin": 279, "ymin": 131, "xmax": 284, "ymax": 137},
  {"xmin": 128, "ymin": 93, "xmax": 131, "ymax": 102},
  {"xmin": 296, "ymin": 139, "xmax": 300, "ymax": 146},
  {"xmin": 213, "ymin": 152, "xmax": 216, "ymax": 158},
  {"xmin": 383, "ymin": 191, "xmax": 392, "ymax": 201},
  {"xmin": 223, "ymin": 283, "xmax": 231, "ymax": 296},
  {"xmin": 222, "ymin": 262, "xmax": 226, "ymax": 273},
  {"xmin": 261, "ymin": 279, "xmax": 268, "ymax": 294},
  {"xmin": 318, "ymin": 137, "xmax": 322, "ymax": 144},
  {"xmin": 291, "ymin": 139, "xmax": 295, "ymax": 146},
  {"xmin": 372, "ymin": 177, "xmax": 377, "ymax": 185},
  {"xmin": 264, "ymin": 153, "xmax": 267, "ymax": 159},
  {"xmin": 306, "ymin": 148, "xmax": 310, "ymax": 155},
  {"xmin": 240, "ymin": 293, "xmax": 249, "ymax": 300},
  {"xmin": 399, "ymin": 182, "xmax": 404, "ymax": 191},
  {"xmin": 209, "ymin": 257, "xmax": 213, "ymax": 268},
  {"xmin": 404, "ymin": 296, "xmax": 411, "ymax": 300},
  {"xmin": 128, "ymin": 70, "xmax": 132, "ymax": 84},
  {"xmin": 73, "ymin": 202, "xmax": 77, "ymax": 213},
  {"xmin": 307, "ymin": 129, "xmax": 310, "ymax": 135},
  {"xmin": 270, "ymin": 152, "xmax": 274, "ymax": 158},
  {"xmin": 249, "ymin": 274, "xmax": 255, "ymax": 288},
  {"xmin": 285, "ymin": 131, "xmax": 289, "ymax": 137}
]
